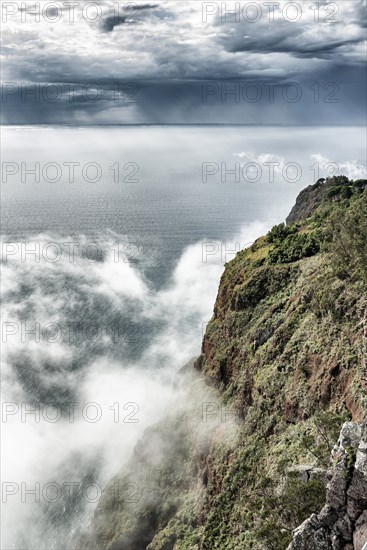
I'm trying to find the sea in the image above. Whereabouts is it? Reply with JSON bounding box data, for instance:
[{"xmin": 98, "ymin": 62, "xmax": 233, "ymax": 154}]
[{"xmin": 1, "ymin": 125, "xmax": 366, "ymax": 548}]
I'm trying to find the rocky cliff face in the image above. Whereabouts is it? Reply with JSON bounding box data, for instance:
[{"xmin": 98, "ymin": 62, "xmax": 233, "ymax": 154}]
[
  {"xmin": 82, "ymin": 177, "xmax": 367, "ymax": 549},
  {"xmin": 286, "ymin": 176, "xmax": 367, "ymax": 225},
  {"xmin": 288, "ymin": 421, "xmax": 367, "ymax": 550}
]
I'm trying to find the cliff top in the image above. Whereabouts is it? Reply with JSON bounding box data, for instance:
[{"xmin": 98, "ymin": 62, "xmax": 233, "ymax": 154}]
[{"xmin": 286, "ymin": 176, "xmax": 367, "ymax": 225}]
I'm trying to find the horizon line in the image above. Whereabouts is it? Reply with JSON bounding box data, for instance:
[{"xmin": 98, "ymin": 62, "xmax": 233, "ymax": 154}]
[{"xmin": 1, "ymin": 123, "xmax": 366, "ymax": 128}]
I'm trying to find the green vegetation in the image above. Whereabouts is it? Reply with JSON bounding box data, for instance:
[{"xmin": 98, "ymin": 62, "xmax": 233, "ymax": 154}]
[
  {"xmin": 327, "ymin": 191, "xmax": 367, "ymax": 285},
  {"xmin": 82, "ymin": 177, "xmax": 366, "ymax": 550},
  {"xmin": 267, "ymin": 177, "xmax": 367, "ymax": 267},
  {"xmin": 267, "ymin": 224, "xmax": 324, "ymax": 264}
]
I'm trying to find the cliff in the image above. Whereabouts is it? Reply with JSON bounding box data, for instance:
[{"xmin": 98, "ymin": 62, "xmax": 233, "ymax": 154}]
[{"xmin": 81, "ymin": 176, "xmax": 367, "ymax": 549}]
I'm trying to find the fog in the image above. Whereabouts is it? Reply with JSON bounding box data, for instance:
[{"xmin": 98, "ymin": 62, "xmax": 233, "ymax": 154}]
[{"xmin": 1, "ymin": 221, "xmax": 267, "ymax": 548}]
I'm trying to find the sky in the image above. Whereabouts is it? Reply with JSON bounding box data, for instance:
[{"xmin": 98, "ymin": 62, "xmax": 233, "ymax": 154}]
[{"xmin": 1, "ymin": 0, "xmax": 366, "ymax": 124}]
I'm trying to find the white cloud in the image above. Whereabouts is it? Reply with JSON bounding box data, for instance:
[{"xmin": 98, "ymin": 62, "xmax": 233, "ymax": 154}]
[
  {"xmin": 310, "ymin": 153, "xmax": 367, "ymax": 180},
  {"xmin": 1, "ymin": 219, "xmax": 273, "ymax": 547}
]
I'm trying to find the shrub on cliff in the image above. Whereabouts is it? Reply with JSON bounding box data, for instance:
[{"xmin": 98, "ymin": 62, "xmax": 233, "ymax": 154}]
[
  {"xmin": 267, "ymin": 223, "xmax": 298, "ymax": 244},
  {"xmin": 328, "ymin": 192, "xmax": 367, "ymax": 286},
  {"xmin": 268, "ymin": 230, "xmax": 324, "ymax": 264},
  {"xmin": 266, "ymin": 222, "xmax": 324, "ymax": 264}
]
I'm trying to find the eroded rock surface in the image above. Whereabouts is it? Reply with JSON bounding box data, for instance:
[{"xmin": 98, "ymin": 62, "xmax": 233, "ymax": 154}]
[{"xmin": 288, "ymin": 421, "xmax": 367, "ymax": 550}]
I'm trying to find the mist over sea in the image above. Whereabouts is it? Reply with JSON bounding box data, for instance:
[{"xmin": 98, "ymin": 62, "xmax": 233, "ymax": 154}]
[{"xmin": 1, "ymin": 125, "xmax": 366, "ymax": 548}]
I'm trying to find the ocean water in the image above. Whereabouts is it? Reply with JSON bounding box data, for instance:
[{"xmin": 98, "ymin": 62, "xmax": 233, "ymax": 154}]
[{"xmin": 1, "ymin": 125, "xmax": 366, "ymax": 548}]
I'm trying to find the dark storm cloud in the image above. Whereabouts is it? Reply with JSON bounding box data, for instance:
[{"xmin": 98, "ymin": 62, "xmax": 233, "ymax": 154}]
[
  {"xmin": 2, "ymin": 0, "xmax": 366, "ymax": 125},
  {"xmin": 100, "ymin": 14, "xmax": 128, "ymax": 32},
  {"xmin": 100, "ymin": 3, "xmax": 158, "ymax": 32},
  {"xmin": 129, "ymin": 4, "xmax": 159, "ymax": 10},
  {"xmin": 2, "ymin": 64, "xmax": 365, "ymax": 126},
  {"xmin": 228, "ymin": 34, "xmax": 364, "ymax": 59},
  {"xmin": 216, "ymin": 7, "xmax": 366, "ymax": 61},
  {"xmin": 0, "ymin": 81, "xmax": 138, "ymax": 125}
]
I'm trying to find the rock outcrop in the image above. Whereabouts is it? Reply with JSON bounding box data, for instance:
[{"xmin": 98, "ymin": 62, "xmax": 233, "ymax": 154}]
[
  {"xmin": 288, "ymin": 421, "xmax": 367, "ymax": 550},
  {"xmin": 286, "ymin": 177, "xmax": 367, "ymax": 224}
]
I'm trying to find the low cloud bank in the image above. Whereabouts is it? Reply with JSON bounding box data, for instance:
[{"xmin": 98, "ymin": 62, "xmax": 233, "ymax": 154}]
[{"xmin": 1, "ymin": 221, "xmax": 268, "ymax": 548}]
